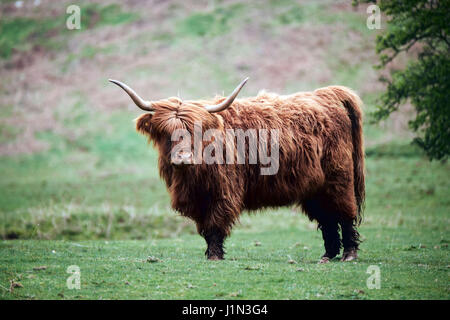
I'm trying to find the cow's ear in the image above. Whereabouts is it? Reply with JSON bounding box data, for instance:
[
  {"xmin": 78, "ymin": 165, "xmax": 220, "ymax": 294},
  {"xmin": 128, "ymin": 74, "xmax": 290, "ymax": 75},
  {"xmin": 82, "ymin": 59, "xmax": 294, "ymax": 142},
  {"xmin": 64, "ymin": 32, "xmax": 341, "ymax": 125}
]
[{"xmin": 135, "ymin": 113, "xmax": 153, "ymax": 136}]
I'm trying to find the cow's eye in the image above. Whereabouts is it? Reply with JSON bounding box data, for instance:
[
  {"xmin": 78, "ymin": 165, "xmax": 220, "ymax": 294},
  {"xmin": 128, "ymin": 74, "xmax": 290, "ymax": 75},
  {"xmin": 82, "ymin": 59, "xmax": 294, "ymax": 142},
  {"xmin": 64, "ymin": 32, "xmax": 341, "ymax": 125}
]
[{"xmin": 164, "ymin": 138, "xmax": 171, "ymax": 151}]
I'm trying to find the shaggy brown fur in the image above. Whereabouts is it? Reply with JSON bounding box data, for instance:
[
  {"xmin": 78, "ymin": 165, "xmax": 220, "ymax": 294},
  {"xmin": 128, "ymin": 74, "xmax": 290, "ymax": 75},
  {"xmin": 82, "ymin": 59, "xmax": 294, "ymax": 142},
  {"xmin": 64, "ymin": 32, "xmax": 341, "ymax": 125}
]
[{"xmin": 135, "ymin": 86, "xmax": 365, "ymax": 261}]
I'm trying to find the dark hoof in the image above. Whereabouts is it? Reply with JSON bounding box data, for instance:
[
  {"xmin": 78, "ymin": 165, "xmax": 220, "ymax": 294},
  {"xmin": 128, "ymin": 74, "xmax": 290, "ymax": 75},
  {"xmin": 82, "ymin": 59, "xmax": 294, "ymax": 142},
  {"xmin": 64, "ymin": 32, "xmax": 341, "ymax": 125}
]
[
  {"xmin": 318, "ymin": 256, "xmax": 331, "ymax": 264},
  {"xmin": 207, "ymin": 255, "xmax": 223, "ymax": 261},
  {"xmin": 341, "ymin": 249, "xmax": 358, "ymax": 262}
]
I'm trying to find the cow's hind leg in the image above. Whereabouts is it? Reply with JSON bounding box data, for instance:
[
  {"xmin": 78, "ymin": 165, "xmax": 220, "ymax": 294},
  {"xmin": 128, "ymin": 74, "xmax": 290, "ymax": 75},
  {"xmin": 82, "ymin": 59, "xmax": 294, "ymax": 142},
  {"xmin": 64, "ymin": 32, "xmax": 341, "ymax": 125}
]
[
  {"xmin": 303, "ymin": 198, "xmax": 341, "ymax": 263},
  {"xmin": 340, "ymin": 219, "xmax": 360, "ymax": 261},
  {"xmin": 318, "ymin": 217, "xmax": 341, "ymax": 263}
]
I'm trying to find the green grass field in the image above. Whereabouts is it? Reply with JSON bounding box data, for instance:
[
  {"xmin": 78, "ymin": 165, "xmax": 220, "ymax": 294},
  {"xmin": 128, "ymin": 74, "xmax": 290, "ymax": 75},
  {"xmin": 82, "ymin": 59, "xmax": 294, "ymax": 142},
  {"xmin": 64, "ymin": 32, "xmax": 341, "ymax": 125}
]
[
  {"xmin": 1, "ymin": 144, "xmax": 449, "ymax": 299},
  {"xmin": 0, "ymin": 0, "xmax": 449, "ymax": 300}
]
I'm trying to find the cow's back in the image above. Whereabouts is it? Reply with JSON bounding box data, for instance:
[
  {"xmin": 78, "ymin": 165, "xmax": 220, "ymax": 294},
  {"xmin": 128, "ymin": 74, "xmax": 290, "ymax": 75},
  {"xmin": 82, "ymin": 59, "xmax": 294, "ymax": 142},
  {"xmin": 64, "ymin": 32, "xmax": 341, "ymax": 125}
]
[{"xmin": 221, "ymin": 89, "xmax": 354, "ymax": 211}]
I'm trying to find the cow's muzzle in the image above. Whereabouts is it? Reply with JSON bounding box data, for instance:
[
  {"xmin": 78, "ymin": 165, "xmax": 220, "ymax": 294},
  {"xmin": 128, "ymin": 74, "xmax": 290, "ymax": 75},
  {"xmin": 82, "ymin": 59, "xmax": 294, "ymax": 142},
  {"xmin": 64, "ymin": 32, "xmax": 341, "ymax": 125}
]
[{"xmin": 171, "ymin": 151, "xmax": 193, "ymax": 167}]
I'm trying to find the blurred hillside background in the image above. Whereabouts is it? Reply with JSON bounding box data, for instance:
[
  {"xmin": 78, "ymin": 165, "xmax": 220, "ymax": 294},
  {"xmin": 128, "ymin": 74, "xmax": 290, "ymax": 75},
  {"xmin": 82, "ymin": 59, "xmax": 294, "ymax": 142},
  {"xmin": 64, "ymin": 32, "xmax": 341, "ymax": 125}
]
[
  {"xmin": 0, "ymin": 0, "xmax": 448, "ymax": 300},
  {"xmin": 0, "ymin": 0, "xmax": 447, "ymax": 239}
]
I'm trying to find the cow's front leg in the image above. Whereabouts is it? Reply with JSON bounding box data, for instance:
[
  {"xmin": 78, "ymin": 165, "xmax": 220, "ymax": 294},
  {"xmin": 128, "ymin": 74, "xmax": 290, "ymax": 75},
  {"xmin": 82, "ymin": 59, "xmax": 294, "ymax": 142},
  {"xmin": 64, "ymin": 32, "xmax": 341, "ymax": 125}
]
[{"xmin": 202, "ymin": 226, "xmax": 226, "ymax": 260}]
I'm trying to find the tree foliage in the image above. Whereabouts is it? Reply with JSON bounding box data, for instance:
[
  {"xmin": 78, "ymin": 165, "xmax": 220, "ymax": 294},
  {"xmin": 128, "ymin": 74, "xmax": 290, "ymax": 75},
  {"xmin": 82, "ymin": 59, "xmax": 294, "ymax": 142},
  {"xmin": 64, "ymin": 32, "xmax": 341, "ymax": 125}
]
[{"xmin": 354, "ymin": 0, "xmax": 450, "ymax": 160}]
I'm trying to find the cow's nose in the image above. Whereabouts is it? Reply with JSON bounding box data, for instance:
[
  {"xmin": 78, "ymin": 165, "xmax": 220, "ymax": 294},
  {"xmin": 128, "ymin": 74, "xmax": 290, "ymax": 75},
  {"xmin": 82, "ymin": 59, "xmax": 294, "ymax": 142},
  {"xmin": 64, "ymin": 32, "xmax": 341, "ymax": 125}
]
[{"xmin": 171, "ymin": 151, "xmax": 193, "ymax": 166}]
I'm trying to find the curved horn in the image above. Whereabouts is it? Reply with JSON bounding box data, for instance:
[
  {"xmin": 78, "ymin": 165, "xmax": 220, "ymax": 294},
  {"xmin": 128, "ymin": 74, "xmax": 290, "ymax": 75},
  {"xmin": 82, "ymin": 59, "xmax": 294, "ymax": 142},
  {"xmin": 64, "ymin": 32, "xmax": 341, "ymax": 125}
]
[
  {"xmin": 204, "ymin": 77, "xmax": 249, "ymax": 113},
  {"xmin": 109, "ymin": 79, "xmax": 154, "ymax": 111}
]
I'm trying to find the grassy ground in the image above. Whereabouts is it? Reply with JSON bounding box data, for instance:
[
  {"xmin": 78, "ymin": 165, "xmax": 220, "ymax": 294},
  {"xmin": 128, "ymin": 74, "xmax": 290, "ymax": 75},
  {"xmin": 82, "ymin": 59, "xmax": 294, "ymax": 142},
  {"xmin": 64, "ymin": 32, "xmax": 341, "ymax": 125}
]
[
  {"xmin": 1, "ymin": 147, "xmax": 449, "ymax": 300},
  {"xmin": 0, "ymin": 0, "xmax": 449, "ymax": 299}
]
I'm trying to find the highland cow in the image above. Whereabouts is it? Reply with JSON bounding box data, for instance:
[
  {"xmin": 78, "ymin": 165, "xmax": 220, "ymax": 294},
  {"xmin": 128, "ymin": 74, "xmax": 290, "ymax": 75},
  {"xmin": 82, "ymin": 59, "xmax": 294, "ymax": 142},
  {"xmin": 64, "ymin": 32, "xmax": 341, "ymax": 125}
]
[{"xmin": 110, "ymin": 78, "xmax": 365, "ymax": 263}]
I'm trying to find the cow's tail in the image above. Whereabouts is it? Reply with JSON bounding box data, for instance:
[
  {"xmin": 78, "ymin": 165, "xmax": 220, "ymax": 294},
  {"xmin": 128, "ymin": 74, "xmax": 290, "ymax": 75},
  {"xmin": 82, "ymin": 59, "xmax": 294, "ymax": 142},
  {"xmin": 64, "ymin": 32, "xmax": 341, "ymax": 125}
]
[{"xmin": 329, "ymin": 86, "xmax": 365, "ymax": 225}]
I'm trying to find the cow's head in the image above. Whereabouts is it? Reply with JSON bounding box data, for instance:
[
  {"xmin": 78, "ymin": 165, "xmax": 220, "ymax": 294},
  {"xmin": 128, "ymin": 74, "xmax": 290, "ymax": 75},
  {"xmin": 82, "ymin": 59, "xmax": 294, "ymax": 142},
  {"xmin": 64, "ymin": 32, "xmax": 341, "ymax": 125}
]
[{"xmin": 109, "ymin": 78, "xmax": 248, "ymax": 167}]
